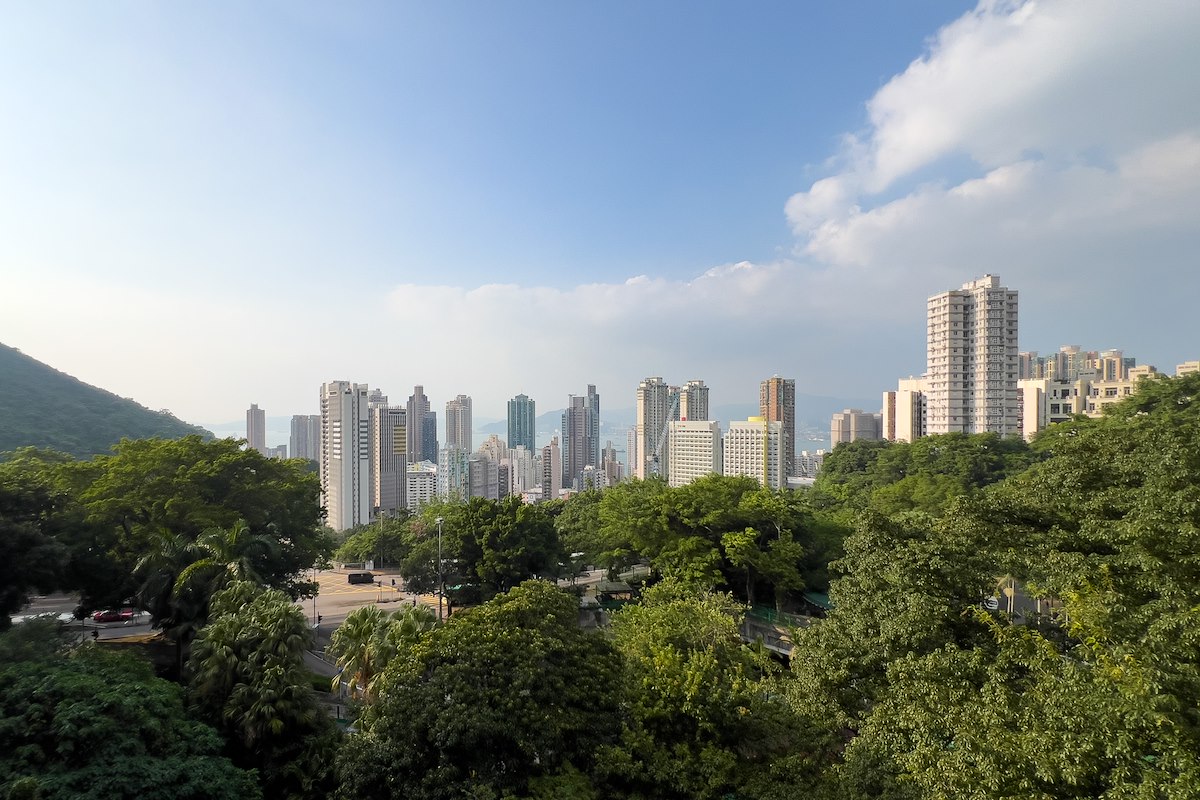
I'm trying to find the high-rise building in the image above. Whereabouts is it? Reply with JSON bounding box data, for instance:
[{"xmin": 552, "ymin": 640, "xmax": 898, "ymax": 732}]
[
  {"xmin": 320, "ymin": 381, "xmax": 371, "ymax": 532},
  {"xmin": 540, "ymin": 436, "xmax": 562, "ymax": 501},
  {"xmin": 420, "ymin": 411, "xmax": 438, "ymax": 462},
  {"xmin": 585, "ymin": 384, "xmax": 601, "ymax": 470},
  {"xmin": 601, "ymin": 440, "xmax": 622, "ymax": 487},
  {"xmin": 406, "ymin": 386, "xmax": 431, "ymax": 464},
  {"xmin": 246, "ymin": 404, "xmax": 267, "ymax": 456},
  {"xmin": 882, "ymin": 377, "xmax": 928, "ymax": 442},
  {"xmin": 468, "ymin": 455, "xmax": 500, "ymax": 500},
  {"xmin": 507, "ymin": 394, "xmax": 536, "ymax": 452},
  {"xmin": 830, "ymin": 409, "xmax": 883, "ymax": 445},
  {"xmin": 679, "ymin": 380, "xmax": 709, "ymax": 421},
  {"xmin": 446, "ymin": 395, "xmax": 473, "ymax": 451},
  {"xmin": 370, "ymin": 405, "xmax": 407, "ymax": 517},
  {"xmin": 759, "ymin": 377, "xmax": 795, "ymax": 479},
  {"xmin": 667, "ymin": 420, "xmax": 722, "ymax": 488},
  {"xmin": 723, "ymin": 418, "xmax": 784, "ymax": 490},
  {"xmin": 406, "ymin": 462, "xmax": 437, "ymax": 511},
  {"xmin": 438, "ymin": 447, "xmax": 470, "ymax": 501},
  {"xmin": 635, "ymin": 377, "xmax": 672, "ymax": 479},
  {"xmin": 289, "ymin": 414, "xmax": 321, "ymax": 461},
  {"xmin": 926, "ymin": 275, "xmax": 1019, "ymax": 435},
  {"xmin": 561, "ymin": 386, "xmax": 599, "ymax": 490}
]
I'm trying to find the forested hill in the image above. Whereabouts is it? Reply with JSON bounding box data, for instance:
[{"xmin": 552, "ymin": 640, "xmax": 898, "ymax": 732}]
[{"xmin": 0, "ymin": 342, "xmax": 211, "ymax": 457}]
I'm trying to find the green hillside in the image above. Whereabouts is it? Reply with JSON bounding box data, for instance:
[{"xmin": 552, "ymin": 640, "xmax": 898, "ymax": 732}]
[{"xmin": 0, "ymin": 343, "xmax": 212, "ymax": 457}]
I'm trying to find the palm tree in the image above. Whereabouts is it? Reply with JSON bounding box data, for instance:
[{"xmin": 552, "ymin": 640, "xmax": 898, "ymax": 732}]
[{"xmin": 328, "ymin": 604, "xmax": 438, "ymax": 701}]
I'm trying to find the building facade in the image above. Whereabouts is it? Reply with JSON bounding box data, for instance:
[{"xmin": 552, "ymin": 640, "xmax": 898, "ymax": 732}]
[
  {"xmin": 759, "ymin": 377, "xmax": 796, "ymax": 478},
  {"xmin": 246, "ymin": 404, "xmax": 267, "ymax": 456},
  {"xmin": 723, "ymin": 418, "xmax": 784, "ymax": 490},
  {"xmin": 446, "ymin": 394, "xmax": 473, "ymax": 452},
  {"xmin": 320, "ymin": 381, "xmax": 371, "ymax": 532},
  {"xmin": 507, "ymin": 394, "xmax": 536, "ymax": 452},
  {"xmin": 635, "ymin": 377, "xmax": 672, "ymax": 479},
  {"xmin": 926, "ymin": 275, "xmax": 1019, "ymax": 436},
  {"xmin": 289, "ymin": 414, "xmax": 321, "ymax": 462},
  {"xmin": 679, "ymin": 379, "xmax": 709, "ymax": 421},
  {"xmin": 406, "ymin": 386, "xmax": 431, "ymax": 464},
  {"xmin": 831, "ymin": 408, "xmax": 883, "ymax": 445},
  {"xmin": 370, "ymin": 405, "xmax": 407, "ymax": 516},
  {"xmin": 666, "ymin": 420, "xmax": 722, "ymax": 488}
]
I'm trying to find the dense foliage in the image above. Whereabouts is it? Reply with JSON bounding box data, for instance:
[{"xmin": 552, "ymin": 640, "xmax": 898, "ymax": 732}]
[
  {"xmin": 0, "ymin": 342, "xmax": 211, "ymax": 458},
  {"xmin": 3, "ymin": 372, "xmax": 1198, "ymax": 799},
  {"xmin": 0, "ymin": 621, "xmax": 259, "ymax": 800},
  {"xmin": 0, "ymin": 436, "xmax": 331, "ymax": 631}
]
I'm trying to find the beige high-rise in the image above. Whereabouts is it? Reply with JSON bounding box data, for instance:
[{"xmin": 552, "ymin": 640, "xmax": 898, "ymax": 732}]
[
  {"xmin": 759, "ymin": 377, "xmax": 795, "ymax": 477},
  {"xmin": 926, "ymin": 275, "xmax": 1019, "ymax": 435},
  {"xmin": 320, "ymin": 381, "xmax": 371, "ymax": 532}
]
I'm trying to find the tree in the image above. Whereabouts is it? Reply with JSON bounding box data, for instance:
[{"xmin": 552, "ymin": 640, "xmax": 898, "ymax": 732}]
[
  {"xmin": 0, "ymin": 478, "xmax": 67, "ymax": 630},
  {"xmin": 0, "ymin": 620, "xmax": 260, "ymax": 800},
  {"xmin": 188, "ymin": 582, "xmax": 339, "ymax": 800},
  {"xmin": 337, "ymin": 581, "xmax": 622, "ymax": 800},
  {"xmin": 74, "ymin": 436, "xmax": 330, "ymax": 607},
  {"xmin": 327, "ymin": 603, "xmax": 437, "ymax": 701},
  {"xmin": 598, "ymin": 581, "xmax": 814, "ymax": 800}
]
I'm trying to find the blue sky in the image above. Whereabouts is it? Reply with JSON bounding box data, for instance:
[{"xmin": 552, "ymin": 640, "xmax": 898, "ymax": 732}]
[{"xmin": 2, "ymin": 1, "xmax": 1198, "ymax": 437}]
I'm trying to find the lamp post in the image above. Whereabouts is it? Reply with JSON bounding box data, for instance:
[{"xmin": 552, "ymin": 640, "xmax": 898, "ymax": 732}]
[{"xmin": 435, "ymin": 516, "xmax": 444, "ymax": 622}]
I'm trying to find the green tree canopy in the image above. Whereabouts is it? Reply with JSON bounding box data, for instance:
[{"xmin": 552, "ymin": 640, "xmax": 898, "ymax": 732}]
[
  {"xmin": 0, "ymin": 621, "xmax": 259, "ymax": 800},
  {"xmin": 337, "ymin": 581, "xmax": 622, "ymax": 800}
]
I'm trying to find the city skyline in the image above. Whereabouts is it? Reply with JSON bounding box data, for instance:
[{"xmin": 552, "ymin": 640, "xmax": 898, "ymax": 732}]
[{"xmin": 2, "ymin": 2, "xmax": 1197, "ymax": 427}]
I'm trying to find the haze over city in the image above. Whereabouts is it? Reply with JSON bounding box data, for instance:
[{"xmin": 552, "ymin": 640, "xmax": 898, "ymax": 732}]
[{"xmin": 2, "ymin": 1, "xmax": 1197, "ymax": 429}]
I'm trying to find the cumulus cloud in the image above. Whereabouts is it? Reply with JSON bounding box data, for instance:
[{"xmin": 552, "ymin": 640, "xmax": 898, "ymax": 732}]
[{"xmin": 784, "ymin": 0, "xmax": 1200, "ymax": 370}]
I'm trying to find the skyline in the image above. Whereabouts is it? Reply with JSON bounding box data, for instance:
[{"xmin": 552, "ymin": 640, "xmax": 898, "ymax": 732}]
[{"xmin": 2, "ymin": 1, "xmax": 1198, "ymax": 427}]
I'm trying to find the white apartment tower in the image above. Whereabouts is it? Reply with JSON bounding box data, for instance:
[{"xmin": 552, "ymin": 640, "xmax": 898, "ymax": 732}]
[
  {"xmin": 723, "ymin": 418, "xmax": 785, "ymax": 490},
  {"xmin": 246, "ymin": 404, "xmax": 267, "ymax": 456},
  {"xmin": 667, "ymin": 420, "xmax": 722, "ymax": 488},
  {"xmin": 320, "ymin": 381, "xmax": 371, "ymax": 532},
  {"xmin": 635, "ymin": 377, "xmax": 672, "ymax": 479},
  {"xmin": 926, "ymin": 275, "xmax": 1019, "ymax": 435}
]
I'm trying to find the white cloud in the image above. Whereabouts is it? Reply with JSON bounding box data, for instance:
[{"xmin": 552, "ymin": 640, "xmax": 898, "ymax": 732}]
[{"xmin": 784, "ymin": 0, "xmax": 1200, "ymax": 372}]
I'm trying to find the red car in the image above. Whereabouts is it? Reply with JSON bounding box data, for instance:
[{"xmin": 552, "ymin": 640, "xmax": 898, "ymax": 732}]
[{"xmin": 92, "ymin": 608, "xmax": 137, "ymax": 623}]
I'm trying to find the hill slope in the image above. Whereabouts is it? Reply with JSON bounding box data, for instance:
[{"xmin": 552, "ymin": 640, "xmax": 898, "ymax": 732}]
[{"xmin": 0, "ymin": 343, "xmax": 212, "ymax": 457}]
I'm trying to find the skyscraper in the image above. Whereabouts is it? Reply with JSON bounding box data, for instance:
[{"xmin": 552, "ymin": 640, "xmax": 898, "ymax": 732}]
[
  {"xmin": 320, "ymin": 381, "xmax": 371, "ymax": 532},
  {"xmin": 420, "ymin": 411, "xmax": 438, "ymax": 463},
  {"xmin": 561, "ymin": 385, "xmax": 599, "ymax": 490},
  {"xmin": 926, "ymin": 275, "xmax": 1019, "ymax": 435},
  {"xmin": 246, "ymin": 404, "xmax": 266, "ymax": 456},
  {"xmin": 679, "ymin": 380, "xmax": 709, "ymax": 421},
  {"xmin": 289, "ymin": 414, "xmax": 321, "ymax": 462},
  {"xmin": 507, "ymin": 394, "xmax": 536, "ymax": 452},
  {"xmin": 635, "ymin": 377, "xmax": 672, "ymax": 479},
  {"xmin": 370, "ymin": 405, "xmax": 407, "ymax": 516},
  {"xmin": 759, "ymin": 377, "xmax": 795, "ymax": 479},
  {"xmin": 446, "ymin": 394, "xmax": 473, "ymax": 451},
  {"xmin": 406, "ymin": 386, "xmax": 430, "ymax": 464},
  {"xmin": 540, "ymin": 436, "xmax": 562, "ymax": 501}
]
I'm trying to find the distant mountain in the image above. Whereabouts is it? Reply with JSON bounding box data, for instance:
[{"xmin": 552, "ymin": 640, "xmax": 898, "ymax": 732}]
[{"xmin": 0, "ymin": 342, "xmax": 212, "ymax": 458}]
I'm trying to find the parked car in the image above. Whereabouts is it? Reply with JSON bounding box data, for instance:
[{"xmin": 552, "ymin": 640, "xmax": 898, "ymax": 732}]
[
  {"xmin": 347, "ymin": 572, "xmax": 375, "ymax": 585},
  {"xmin": 92, "ymin": 608, "xmax": 137, "ymax": 623}
]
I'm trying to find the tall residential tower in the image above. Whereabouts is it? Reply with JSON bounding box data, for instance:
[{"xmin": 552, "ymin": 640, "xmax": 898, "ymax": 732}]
[
  {"xmin": 507, "ymin": 394, "xmax": 536, "ymax": 452},
  {"xmin": 926, "ymin": 275, "xmax": 1019, "ymax": 435},
  {"xmin": 759, "ymin": 377, "xmax": 795, "ymax": 478},
  {"xmin": 320, "ymin": 381, "xmax": 371, "ymax": 532}
]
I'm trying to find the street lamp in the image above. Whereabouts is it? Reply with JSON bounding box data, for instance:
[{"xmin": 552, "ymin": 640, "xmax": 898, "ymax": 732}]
[{"xmin": 435, "ymin": 516, "xmax": 445, "ymax": 622}]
